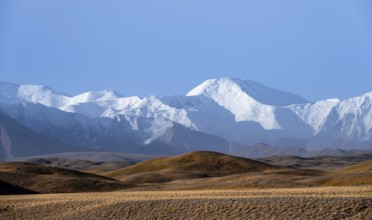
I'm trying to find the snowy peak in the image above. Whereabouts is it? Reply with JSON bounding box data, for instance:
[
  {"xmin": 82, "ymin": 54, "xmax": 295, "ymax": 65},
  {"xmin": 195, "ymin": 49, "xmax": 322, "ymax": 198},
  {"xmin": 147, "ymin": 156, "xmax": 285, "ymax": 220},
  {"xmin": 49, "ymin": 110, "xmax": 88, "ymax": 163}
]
[
  {"xmin": 0, "ymin": 81, "xmax": 123, "ymax": 108},
  {"xmin": 0, "ymin": 78, "xmax": 371, "ymax": 151},
  {"xmin": 187, "ymin": 77, "xmax": 309, "ymax": 106},
  {"xmin": 17, "ymin": 84, "xmax": 68, "ymax": 107},
  {"xmin": 71, "ymin": 90, "xmax": 122, "ymax": 103},
  {"xmin": 0, "ymin": 81, "xmax": 66, "ymax": 106},
  {"xmin": 187, "ymin": 78, "xmax": 244, "ymax": 98},
  {"xmin": 187, "ymin": 78, "xmax": 278, "ymax": 127}
]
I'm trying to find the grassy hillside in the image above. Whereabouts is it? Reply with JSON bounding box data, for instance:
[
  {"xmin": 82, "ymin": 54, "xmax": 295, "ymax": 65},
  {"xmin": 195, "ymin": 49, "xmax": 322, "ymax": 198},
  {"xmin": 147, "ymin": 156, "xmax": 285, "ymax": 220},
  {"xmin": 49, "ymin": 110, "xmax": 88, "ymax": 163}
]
[
  {"xmin": 106, "ymin": 151, "xmax": 277, "ymax": 184},
  {"xmin": 0, "ymin": 162, "xmax": 128, "ymax": 194},
  {"xmin": 305, "ymin": 160, "xmax": 372, "ymax": 186}
]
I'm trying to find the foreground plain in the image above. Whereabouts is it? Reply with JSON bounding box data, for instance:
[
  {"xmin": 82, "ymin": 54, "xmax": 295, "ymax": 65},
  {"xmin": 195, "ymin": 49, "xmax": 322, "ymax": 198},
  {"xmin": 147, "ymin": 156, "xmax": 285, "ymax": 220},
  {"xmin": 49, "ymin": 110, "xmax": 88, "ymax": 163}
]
[{"xmin": 1, "ymin": 187, "xmax": 371, "ymax": 219}]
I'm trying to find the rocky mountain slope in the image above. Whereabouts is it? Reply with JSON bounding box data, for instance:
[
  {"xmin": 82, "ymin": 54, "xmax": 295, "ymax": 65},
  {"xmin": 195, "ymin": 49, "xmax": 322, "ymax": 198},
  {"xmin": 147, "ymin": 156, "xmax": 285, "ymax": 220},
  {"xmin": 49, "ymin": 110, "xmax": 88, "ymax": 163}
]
[{"xmin": 0, "ymin": 78, "xmax": 371, "ymax": 157}]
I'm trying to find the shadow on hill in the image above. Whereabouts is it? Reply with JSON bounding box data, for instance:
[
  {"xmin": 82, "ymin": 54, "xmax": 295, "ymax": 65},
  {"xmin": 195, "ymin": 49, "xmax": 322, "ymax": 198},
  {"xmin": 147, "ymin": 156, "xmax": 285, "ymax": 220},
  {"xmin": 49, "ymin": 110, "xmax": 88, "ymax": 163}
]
[
  {"xmin": 106, "ymin": 151, "xmax": 277, "ymax": 184},
  {"xmin": 0, "ymin": 162, "xmax": 129, "ymax": 194},
  {"xmin": 0, "ymin": 180, "xmax": 38, "ymax": 195}
]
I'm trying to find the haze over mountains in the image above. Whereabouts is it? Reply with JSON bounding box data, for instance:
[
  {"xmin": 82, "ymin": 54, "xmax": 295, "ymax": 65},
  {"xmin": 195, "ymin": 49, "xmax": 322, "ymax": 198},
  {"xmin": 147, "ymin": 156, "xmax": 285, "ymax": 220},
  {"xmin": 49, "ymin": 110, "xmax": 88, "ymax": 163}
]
[{"xmin": 0, "ymin": 77, "xmax": 371, "ymax": 158}]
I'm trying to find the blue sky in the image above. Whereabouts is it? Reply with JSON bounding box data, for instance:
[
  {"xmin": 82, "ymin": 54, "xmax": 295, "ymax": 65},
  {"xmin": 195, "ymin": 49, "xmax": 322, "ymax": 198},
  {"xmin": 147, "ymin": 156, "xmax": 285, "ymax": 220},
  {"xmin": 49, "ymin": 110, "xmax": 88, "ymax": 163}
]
[{"xmin": 0, "ymin": 0, "xmax": 371, "ymax": 101}]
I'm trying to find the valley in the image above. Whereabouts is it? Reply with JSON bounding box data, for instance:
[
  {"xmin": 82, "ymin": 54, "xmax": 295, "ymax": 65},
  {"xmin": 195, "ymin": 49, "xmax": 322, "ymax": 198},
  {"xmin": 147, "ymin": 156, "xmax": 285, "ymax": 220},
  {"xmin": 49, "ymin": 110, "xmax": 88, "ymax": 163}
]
[
  {"xmin": 2, "ymin": 1, "xmax": 371, "ymax": 219},
  {"xmin": 0, "ymin": 150, "xmax": 371, "ymax": 219},
  {"xmin": 0, "ymin": 78, "xmax": 371, "ymax": 219}
]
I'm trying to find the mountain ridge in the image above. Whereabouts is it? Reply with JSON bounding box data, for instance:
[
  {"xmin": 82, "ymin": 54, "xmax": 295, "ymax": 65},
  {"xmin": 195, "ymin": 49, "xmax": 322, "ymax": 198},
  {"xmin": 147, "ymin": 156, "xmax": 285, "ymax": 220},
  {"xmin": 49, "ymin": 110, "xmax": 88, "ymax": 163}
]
[{"xmin": 0, "ymin": 78, "xmax": 371, "ymax": 158}]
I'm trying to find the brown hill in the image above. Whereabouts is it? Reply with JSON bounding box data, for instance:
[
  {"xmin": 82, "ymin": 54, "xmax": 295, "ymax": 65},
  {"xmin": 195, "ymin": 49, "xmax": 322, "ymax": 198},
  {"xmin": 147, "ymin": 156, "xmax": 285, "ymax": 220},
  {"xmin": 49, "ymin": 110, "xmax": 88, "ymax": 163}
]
[
  {"xmin": 0, "ymin": 180, "xmax": 38, "ymax": 195},
  {"xmin": 0, "ymin": 162, "xmax": 128, "ymax": 194},
  {"xmin": 260, "ymin": 154, "xmax": 372, "ymax": 170},
  {"xmin": 24, "ymin": 157, "xmax": 134, "ymax": 174},
  {"xmin": 106, "ymin": 151, "xmax": 277, "ymax": 184},
  {"xmin": 336, "ymin": 160, "xmax": 372, "ymax": 173},
  {"xmin": 305, "ymin": 160, "xmax": 372, "ymax": 186}
]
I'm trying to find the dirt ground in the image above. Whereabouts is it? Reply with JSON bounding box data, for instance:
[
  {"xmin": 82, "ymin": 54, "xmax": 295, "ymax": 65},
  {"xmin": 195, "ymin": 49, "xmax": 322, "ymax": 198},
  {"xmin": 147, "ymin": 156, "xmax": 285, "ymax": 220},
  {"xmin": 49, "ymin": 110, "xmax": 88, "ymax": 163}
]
[{"xmin": 0, "ymin": 186, "xmax": 371, "ymax": 219}]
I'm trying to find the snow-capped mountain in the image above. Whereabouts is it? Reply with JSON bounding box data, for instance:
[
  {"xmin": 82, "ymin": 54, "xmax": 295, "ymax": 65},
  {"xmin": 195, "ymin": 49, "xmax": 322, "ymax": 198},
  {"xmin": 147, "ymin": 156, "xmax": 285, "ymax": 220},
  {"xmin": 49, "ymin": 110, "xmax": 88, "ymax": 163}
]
[{"xmin": 0, "ymin": 78, "xmax": 371, "ymax": 158}]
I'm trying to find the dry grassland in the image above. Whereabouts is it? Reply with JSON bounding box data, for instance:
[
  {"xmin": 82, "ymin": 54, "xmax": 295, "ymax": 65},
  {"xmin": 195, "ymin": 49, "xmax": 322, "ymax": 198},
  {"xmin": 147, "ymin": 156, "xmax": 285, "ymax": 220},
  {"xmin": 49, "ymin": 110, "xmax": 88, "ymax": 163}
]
[{"xmin": 1, "ymin": 186, "xmax": 371, "ymax": 219}]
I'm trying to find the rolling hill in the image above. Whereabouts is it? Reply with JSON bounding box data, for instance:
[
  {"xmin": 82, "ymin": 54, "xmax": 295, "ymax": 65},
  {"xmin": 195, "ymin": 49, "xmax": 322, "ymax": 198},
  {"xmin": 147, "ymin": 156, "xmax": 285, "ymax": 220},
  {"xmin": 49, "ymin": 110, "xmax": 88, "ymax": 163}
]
[
  {"xmin": 0, "ymin": 180, "xmax": 38, "ymax": 195},
  {"xmin": 0, "ymin": 162, "xmax": 128, "ymax": 194},
  {"xmin": 304, "ymin": 160, "xmax": 372, "ymax": 186},
  {"xmin": 106, "ymin": 151, "xmax": 277, "ymax": 184}
]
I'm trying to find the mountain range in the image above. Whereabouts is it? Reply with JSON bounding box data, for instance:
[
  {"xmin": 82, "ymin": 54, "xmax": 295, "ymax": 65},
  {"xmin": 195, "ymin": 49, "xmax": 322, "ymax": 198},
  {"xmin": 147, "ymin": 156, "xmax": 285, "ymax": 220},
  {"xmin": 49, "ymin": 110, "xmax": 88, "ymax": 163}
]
[{"xmin": 0, "ymin": 77, "xmax": 371, "ymax": 158}]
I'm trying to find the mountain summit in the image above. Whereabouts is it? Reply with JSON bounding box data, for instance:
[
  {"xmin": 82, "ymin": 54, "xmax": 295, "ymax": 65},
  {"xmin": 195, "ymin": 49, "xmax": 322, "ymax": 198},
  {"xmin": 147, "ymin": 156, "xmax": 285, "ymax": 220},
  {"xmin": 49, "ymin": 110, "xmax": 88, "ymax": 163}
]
[
  {"xmin": 0, "ymin": 78, "xmax": 371, "ymax": 158},
  {"xmin": 187, "ymin": 78, "xmax": 309, "ymax": 106}
]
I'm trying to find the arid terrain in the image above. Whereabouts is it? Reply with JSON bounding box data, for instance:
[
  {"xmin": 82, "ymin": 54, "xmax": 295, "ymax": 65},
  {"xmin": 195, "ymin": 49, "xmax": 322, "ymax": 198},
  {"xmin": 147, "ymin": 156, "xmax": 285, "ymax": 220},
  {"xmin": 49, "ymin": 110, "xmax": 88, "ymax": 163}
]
[
  {"xmin": 0, "ymin": 151, "xmax": 371, "ymax": 219},
  {"xmin": 0, "ymin": 162, "xmax": 128, "ymax": 194},
  {"xmin": 0, "ymin": 187, "xmax": 371, "ymax": 219}
]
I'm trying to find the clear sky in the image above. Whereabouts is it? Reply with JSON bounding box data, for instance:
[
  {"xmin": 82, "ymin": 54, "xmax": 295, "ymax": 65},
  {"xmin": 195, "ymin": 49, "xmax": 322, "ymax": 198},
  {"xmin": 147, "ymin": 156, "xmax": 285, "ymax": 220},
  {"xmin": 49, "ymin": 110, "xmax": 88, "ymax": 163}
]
[{"xmin": 0, "ymin": 0, "xmax": 371, "ymax": 101}]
